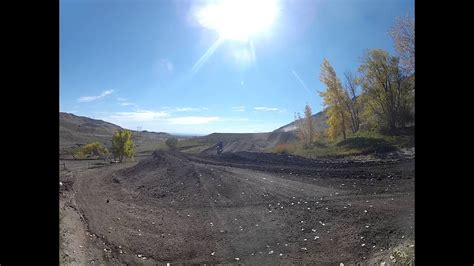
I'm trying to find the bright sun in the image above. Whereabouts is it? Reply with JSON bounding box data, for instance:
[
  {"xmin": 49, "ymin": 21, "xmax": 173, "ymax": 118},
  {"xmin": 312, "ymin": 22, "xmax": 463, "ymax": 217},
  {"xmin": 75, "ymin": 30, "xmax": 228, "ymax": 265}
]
[{"xmin": 196, "ymin": 0, "xmax": 280, "ymax": 42}]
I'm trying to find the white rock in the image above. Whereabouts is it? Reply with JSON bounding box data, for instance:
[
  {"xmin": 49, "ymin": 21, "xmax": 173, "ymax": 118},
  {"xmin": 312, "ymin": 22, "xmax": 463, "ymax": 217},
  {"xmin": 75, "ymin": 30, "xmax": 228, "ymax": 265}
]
[
  {"xmin": 235, "ymin": 258, "xmax": 240, "ymax": 261},
  {"xmin": 211, "ymin": 252, "xmax": 215, "ymax": 256},
  {"xmin": 268, "ymin": 250, "xmax": 274, "ymax": 254}
]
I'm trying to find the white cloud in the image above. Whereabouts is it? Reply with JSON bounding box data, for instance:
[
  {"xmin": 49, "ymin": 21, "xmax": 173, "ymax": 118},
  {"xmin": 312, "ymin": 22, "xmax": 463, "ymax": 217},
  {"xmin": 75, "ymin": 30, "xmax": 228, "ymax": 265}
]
[
  {"xmin": 78, "ymin": 89, "xmax": 114, "ymax": 103},
  {"xmin": 254, "ymin": 106, "xmax": 279, "ymax": 112},
  {"xmin": 232, "ymin": 106, "xmax": 246, "ymax": 112},
  {"xmin": 175, "ymin": 107, "xmax": 202, "ymax": 112},
  {"xmin": 167, "ymin": 116, "xmax": 220, "ymax": 125},
  {"xmin": 120, "ymin": 102, "xmax": 139, "ymax": 108},
  {"xmin": 117, "ymin": 97, "xmax": 127, "ymax": 102},
  {"xmin": 108, "ymin": 110, "xmax": 171, "ymax": 122}
]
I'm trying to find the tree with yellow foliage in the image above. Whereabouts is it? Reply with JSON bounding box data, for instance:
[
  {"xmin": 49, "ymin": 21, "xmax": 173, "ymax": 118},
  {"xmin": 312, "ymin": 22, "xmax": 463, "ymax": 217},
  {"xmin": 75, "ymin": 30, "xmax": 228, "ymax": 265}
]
[
  {"xmin": 294, "ymin": 104, "xmax": 314, "ymax": 148},
  {"xmin": 112, "ymin": 129, "xmax": 135, "ymax": 162},
  {"xmin": 319, "ymin": 59, "xmax": 351, "ymax": 141}
]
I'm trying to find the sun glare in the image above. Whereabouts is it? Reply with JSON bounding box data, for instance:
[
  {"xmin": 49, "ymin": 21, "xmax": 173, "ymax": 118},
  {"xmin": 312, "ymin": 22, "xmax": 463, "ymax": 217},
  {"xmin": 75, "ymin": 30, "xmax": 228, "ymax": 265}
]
[{"xmin": 197, "ymin": 0, "xmax": 280, "ymax": 42}]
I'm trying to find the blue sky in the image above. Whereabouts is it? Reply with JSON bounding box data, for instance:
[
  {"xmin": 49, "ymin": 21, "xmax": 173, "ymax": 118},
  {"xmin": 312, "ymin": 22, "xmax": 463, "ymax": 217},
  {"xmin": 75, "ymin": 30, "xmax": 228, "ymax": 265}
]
[{"xmin": 60, "ymin": 0, "xmax": 414, "ymax": 135}]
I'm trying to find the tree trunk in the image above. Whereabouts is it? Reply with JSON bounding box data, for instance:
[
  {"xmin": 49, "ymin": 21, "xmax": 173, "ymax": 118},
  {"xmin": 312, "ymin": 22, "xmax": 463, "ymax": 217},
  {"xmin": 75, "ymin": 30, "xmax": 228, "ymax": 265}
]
[{"xmin": 341, "ymin": 112, "xmax": 347, "ymax": 140}]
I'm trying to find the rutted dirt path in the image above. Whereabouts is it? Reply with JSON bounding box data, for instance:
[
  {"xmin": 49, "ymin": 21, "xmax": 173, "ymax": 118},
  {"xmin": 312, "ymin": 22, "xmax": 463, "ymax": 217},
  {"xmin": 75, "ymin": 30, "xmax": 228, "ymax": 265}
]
[{"xmin": 65, "ymin": 151, "xmax": 414, "ymax": 264}]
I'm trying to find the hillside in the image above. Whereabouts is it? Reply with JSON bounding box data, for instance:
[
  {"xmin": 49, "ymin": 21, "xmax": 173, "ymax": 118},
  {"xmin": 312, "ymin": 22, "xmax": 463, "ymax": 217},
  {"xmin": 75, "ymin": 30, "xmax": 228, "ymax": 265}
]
[
  {"xmin": 59, "ymin": 112, "xmax": 172, "ymax": 156},
  {"xmin": 274, "ymin": 110, "xmax": 328, "ymax": 134},
  {"xmin": 178, "ymin": 110, "xmax": 327, "ymax": 154}
]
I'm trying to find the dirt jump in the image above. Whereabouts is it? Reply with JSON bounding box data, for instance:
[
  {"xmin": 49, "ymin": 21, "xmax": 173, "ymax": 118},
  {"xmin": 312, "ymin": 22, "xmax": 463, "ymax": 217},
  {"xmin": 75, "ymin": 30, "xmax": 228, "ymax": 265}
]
[{"xmin": 61, "ymin": 150, "xmax": 414, "ymax": 264}]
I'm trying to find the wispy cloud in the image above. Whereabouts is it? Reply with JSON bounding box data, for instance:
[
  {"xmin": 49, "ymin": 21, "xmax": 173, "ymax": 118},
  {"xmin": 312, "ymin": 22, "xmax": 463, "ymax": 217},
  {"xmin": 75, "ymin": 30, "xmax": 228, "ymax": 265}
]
[
  {"xmin": 291, "ymin": 70, "xmax": 312, "ymax": 95},
  {"xmin": 175, "ymin": 107, "xmax": 202, "ymax": 112},
  {"xmin": 232, "ymin": 106, "xmax": 246, "ymax": 112},
  {"xmin": 108, "ymin": 110, "xmax": 171, "ymax": 122},
  {"xmin": 120, "ymin": 102, "xmax": 138, "ymax": 108},
  {"xmin": 254, "ymin": 106, "xmax": 279, "ymax": 112},
  {"xmin": 167, "ymin": 116, "xmax": 220, "ymax": 125},
  {"xmin": 78, "ymin": 89, "xmax": 114, "ymax": 103},
  {"xmin": 117, "ymin": 97, "xmax": 127, "ymax": 102}
]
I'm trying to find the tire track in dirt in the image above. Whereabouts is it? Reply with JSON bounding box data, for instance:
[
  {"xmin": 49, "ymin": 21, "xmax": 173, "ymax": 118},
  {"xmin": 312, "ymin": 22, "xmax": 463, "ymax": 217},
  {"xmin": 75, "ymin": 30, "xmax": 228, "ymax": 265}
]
[{"xmin": 71, "ymin": 151, "xmax": 414, "ymax": 264}]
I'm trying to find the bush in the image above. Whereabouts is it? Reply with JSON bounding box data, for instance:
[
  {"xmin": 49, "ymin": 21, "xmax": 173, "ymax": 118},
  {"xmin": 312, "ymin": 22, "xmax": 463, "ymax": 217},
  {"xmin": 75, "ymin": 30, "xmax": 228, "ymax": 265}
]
[
  {"xmin": 74, "ymin": 142, "xmax": 108, "ymax": 159},
  {"xmin": 274, "ymin": 143, "xmax": 294, "ymax": 154},
  {"xmin": 165, "ymin": 137, "xmax": 178, "ymax": 150}
]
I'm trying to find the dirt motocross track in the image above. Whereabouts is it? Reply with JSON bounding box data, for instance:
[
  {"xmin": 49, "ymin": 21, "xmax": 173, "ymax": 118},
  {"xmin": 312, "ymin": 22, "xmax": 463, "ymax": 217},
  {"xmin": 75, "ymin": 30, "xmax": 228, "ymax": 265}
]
[{"xmin": 68, "ymin": 150, "xmax": 414, "ymax": 264}]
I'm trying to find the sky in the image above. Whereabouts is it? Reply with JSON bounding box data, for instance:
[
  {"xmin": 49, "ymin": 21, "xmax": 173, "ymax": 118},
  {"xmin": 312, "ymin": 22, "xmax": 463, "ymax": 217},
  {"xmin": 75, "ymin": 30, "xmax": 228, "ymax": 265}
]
[{"xmin": 60, "ymin": 0, "xmax": 414, "ymax": 135}]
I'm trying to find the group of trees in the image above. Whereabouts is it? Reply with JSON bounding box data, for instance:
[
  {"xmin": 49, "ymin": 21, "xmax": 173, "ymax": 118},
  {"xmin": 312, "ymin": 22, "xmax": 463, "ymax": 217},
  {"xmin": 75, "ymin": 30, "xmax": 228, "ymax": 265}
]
[
  {"xmin": 74, "ymin": 130, "xmax": 181, "ymax": 163},
  {"xmin": 74, "ymin": 129, "xmax": 135, "ymax": 162},
  {"xmin": 296, "ymin": 15, "xmax": 414, "ymax": 144}
]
